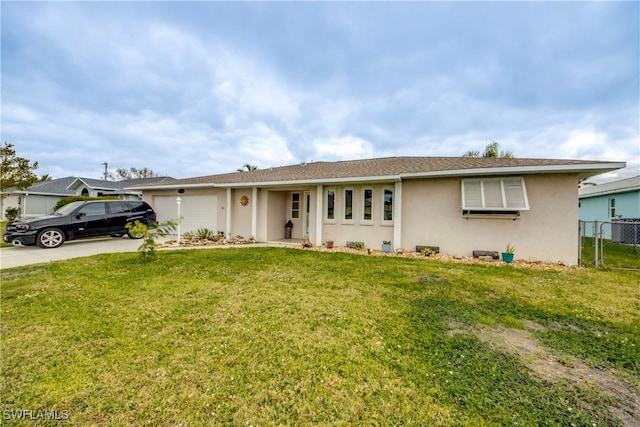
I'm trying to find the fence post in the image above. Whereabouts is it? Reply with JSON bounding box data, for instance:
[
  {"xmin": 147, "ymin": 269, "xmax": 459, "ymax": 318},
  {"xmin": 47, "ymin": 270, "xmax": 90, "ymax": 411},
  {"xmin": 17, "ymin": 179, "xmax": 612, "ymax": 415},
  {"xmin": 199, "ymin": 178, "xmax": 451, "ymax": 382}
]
[
  {"xmin": 593, "ymin": 221, "xmax": 599, "ymax": 267},
  {"xmin": 578, "ymin": 221, "xmax": 583, "ymax": 266}
]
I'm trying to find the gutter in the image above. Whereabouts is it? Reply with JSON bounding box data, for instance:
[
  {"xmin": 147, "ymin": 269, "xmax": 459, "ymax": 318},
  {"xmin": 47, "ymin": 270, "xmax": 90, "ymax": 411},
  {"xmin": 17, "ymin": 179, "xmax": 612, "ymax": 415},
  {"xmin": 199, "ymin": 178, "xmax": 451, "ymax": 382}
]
[{"xmin": 128, "ymin": 162, "xmax": 627, "ymax": 191}]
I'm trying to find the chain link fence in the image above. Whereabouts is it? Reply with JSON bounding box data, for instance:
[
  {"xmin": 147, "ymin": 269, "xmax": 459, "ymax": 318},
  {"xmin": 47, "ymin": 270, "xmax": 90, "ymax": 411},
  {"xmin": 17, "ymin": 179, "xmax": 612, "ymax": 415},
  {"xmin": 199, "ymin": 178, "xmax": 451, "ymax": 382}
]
[{"xmin": 579, "ymin": 220, "xmax": 640, "ymax": 270}]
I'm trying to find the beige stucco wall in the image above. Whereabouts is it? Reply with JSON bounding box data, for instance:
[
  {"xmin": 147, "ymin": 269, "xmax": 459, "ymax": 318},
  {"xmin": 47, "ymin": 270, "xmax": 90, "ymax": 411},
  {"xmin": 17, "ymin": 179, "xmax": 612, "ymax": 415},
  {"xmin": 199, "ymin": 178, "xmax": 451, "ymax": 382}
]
[
  {"xmin": 1, "ymin": 194, "xmax": 22, "ymax": 220},
  {"xmin": 401, "ymin": 174, "xmax": 580, "ymax": 264},
  {"xmin": 320, "ymin": 184, "xmax": 394, "ymax": 248}
]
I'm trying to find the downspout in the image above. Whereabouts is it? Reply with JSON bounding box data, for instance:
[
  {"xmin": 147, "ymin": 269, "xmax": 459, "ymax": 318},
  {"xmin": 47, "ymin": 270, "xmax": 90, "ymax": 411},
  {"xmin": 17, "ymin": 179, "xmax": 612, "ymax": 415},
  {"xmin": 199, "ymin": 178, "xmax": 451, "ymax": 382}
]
[
  {"xmin": 315, "ymin": 184, "xmax": 323, "ymax": 246},
  {"xmin": 251, "ymin": 187, "xmax": 258, "ymax": 239},
  {"xmin": 226, "ymin": 188, "xmax": 232, "ymax": 238},
  {"xmin": 394, "ymin": 181, "xmax": 403, "ymax": 250}
]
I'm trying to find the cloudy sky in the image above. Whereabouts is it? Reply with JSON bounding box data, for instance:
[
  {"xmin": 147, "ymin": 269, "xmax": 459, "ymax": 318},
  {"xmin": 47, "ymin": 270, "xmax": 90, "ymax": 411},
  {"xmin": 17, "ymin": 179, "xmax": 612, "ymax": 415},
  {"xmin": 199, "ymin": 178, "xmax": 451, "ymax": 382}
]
[{"xmin": 2, "ymin": 1, "xmax": 638, "ymax": 183}]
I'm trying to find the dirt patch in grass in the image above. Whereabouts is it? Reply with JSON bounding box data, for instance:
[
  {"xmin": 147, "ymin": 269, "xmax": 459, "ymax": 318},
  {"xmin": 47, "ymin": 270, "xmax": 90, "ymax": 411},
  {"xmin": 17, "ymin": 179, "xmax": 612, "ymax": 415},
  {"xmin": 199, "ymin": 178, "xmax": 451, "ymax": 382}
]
[{"xmin": 449, "ymin": 320, "xmax": 640, "ymax": 427}]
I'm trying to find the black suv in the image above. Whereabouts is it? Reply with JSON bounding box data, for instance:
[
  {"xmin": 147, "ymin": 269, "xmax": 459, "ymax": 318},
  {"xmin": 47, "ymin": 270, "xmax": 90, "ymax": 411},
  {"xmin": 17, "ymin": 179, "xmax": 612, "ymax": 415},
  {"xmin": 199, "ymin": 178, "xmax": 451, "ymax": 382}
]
[{"xmin": 3, "ymin": 200, "xmax": 157, "ymax": 249}]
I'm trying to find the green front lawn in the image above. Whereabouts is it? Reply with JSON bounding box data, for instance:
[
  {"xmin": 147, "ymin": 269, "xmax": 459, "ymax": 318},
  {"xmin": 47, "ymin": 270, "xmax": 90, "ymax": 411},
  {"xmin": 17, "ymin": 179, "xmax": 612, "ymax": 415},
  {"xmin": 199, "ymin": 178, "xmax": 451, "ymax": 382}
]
[{"xmin": 2, "ymin": 248, "xmax": 638, "ymax": 425}]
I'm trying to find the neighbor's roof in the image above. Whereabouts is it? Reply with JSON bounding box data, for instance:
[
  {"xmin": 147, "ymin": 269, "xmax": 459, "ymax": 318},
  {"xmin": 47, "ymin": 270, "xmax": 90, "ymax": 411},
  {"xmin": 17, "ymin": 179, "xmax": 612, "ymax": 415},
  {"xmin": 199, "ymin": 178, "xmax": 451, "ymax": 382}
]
[
  {"xmin": 579, "ymin": 175, "xmax": 640, "ymax": 198},
  {"xmin": 67, "ymin": 176, "xmax": 175, "ymax": 191},
  {"xmin": 127, "ymin": 156, "xmax": 626, "ymax": 190},
  {"xmin": 7, "ymin": 176, "xmax": 176, "ymax": 195}
]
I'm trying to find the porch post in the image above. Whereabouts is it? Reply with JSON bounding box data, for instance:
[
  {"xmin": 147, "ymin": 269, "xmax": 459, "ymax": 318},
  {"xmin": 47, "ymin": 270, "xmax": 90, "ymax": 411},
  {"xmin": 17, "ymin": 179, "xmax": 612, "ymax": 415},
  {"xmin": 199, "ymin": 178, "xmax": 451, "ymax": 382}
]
[
  {"xmin": 315, "ymin": 184, "xmax": 323, "ymax": 246},
  {"xmin": 251, "ymin": 187, "xmax": 258, "ymax": 239},
  {"xmin": 226, "ymin": 188, "xmax": 232, "ymax": 238},
  {"xmin": 394, "ymin": 181, "xmax": 403, "ymax": 250}
]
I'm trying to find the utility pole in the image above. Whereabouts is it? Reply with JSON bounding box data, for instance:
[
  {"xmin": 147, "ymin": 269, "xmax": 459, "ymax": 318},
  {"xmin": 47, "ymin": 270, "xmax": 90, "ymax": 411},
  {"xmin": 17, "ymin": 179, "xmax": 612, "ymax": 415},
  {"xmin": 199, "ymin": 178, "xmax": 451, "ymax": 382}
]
[{"xmin": 102, "ymin": 162, "xmax": 108, "ymax": 180}]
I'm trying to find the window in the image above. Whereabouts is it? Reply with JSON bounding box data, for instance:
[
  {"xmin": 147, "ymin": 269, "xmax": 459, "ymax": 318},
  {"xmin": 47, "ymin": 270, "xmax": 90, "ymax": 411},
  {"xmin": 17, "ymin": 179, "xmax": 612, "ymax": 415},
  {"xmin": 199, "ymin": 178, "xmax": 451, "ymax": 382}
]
[
  {"xmin": 77, "ymin": 203, "xmax": 106, "ymax": 217},
  {"xmin": 609, "ymin": 198, "xmax": 616, "ymax": 218},
  {"xmin": 461, "ymin": 177, "xmax": 529, "ymax": 212},
  {"xmin": 344, "ymin": 189, "xmax": 353, "ymax": 220},
  {"xmin": 291, "ymin": 193, "xmax": 300, "ymax": 219},
  {"xmin": 109, "ymin": 202, "xmax": 130, "ymax": 215},
  {"xmin": 326, "ymin": 189, "xmax": 335, "ymax": 220},
  {"xmin": 383, "ymin": 188, "xmax": 393, "ymax": 221},
  {"xmin": 363, "ymin": 188, "xmax": 373, "ymax": 221}
]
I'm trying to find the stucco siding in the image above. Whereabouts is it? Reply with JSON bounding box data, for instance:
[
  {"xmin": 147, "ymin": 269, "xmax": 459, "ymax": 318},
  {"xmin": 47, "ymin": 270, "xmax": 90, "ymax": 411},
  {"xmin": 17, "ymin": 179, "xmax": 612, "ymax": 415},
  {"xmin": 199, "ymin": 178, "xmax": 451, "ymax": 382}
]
[
  {"xmin": 580, "ymin": 191, "xmax": 640, "ymax": 222},
  {"xmin": 320, "ymin": 184, "xmax": 395, "ymax": 248},
  {"xmin": 1, "ymin": 195, "xmax": 22, "ymax": 220},
  {"xmin": 401, "ymin": 174, "xmax": 579, "ymax": 264}
]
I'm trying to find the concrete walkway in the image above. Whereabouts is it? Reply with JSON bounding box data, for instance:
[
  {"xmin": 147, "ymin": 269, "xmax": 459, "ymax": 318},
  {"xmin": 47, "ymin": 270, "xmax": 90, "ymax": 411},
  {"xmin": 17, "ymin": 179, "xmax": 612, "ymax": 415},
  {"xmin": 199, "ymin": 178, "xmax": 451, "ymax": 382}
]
[{"xmin": 0, "ymin": 237, "xmax": 301, "ymax": 269}]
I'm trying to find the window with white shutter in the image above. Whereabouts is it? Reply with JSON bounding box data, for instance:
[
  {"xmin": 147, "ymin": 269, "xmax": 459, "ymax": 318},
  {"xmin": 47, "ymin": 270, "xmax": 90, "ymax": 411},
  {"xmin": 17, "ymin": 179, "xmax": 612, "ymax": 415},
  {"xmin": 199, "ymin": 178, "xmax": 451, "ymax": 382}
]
[{"xmin": 461, "ymin": 177, "xmax": 529, "ymax": 213}]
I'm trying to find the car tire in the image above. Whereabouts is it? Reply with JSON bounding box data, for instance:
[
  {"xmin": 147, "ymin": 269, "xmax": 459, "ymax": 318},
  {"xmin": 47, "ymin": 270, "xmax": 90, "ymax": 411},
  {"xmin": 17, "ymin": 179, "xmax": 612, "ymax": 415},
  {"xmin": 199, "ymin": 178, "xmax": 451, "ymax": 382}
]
[
  {"xmin": 126, "ymin": 223, "xmax": 145, "ymax": 239},
  {"xmin": 36, "ymin": 228, "xmax": 65, "ymax": 249}
]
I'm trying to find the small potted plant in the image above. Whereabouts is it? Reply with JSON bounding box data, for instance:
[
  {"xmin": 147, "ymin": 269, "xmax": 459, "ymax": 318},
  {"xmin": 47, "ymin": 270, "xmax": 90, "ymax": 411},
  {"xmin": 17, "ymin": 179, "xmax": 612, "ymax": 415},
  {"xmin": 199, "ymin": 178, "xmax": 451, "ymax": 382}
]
[
  {"xmin": 502, "ymin": 243, "xmax": 515, "ymax": 263},
  {"xmin": 381, "ymin": 240, "xmax": 392, "ymax": 254},
  {"xmin": 325, "ymin": 240, "xmax": 334, "ymax": 249}
]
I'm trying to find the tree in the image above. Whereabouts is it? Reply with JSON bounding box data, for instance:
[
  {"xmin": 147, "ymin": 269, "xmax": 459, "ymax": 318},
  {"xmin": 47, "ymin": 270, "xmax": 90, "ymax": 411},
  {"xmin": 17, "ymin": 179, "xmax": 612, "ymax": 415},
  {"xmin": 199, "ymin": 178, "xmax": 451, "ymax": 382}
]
[
  {"xmin": 237, "ymin": 164, "xmax": 258, "ymax": 172},
  {"xmin": 462, "ymin": 141, "xmax": 514, "ymax": 158},
  {"xmin": 0, "ymin": 142, "xmax": 40, "ymax": 191},
  {"xmin": 111, "ymin": 167, "xmax": 160, "ymax": 180}
]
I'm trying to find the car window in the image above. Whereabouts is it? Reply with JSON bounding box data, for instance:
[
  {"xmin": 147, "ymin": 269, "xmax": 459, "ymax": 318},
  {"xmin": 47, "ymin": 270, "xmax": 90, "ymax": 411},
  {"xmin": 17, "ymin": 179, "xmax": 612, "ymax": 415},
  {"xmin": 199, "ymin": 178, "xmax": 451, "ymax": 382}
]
[
  {"xmin": 77, "ymin": 203, "xmax": 107, "ymax": 217},
  {"xmin": 55, "ymin": 201, "xmax": 85, "ymax": 215},
  {"xmin": 127, "ymin": 201, "xmax": 149, "ymax": 213},
  {"xmin": 109, "ymin": 202, "xmax": 130, "ymax": 215}
]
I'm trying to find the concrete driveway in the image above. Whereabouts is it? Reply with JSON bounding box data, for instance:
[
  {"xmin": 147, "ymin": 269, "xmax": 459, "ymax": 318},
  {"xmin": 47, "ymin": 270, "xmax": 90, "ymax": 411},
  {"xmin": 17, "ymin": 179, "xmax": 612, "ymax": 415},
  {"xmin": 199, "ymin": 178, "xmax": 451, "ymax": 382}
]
[{"xmin": 0, "ymin": 237, "xmax": 145, "ymax": 269}]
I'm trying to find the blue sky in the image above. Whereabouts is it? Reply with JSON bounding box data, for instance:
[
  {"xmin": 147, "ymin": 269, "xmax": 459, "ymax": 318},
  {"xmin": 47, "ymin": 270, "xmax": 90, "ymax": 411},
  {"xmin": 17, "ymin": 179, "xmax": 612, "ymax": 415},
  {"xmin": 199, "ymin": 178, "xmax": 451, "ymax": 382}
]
[{"xmin": 2, "ymin": 1, "xmax": 638, "ymax": 182}]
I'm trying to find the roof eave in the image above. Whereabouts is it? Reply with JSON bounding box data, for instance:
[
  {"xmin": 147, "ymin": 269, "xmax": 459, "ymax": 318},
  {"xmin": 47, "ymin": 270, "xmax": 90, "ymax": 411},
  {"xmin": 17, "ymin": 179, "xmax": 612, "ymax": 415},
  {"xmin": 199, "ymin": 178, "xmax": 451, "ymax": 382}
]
[
  {"xmin": 216, "ymin": 175, "xmax": 403, "ymax": 188},
  {"xmin": 399, "ymin": 163, "xmax": 627, "ymax": 179},
  {"xmin": 579, "ymin": 185, "xmax": 640, "ymax": 198},
  {"xmin": 124, "ymin": 183, "xmax": 219, "ymax": 191}
]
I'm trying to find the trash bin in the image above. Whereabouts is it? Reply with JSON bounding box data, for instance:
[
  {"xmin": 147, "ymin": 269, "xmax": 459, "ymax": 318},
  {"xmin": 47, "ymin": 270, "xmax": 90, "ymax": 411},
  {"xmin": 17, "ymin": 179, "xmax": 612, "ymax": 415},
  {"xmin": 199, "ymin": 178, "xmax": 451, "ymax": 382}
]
[{"xmin": 285, "ymin": 220, "xmax": 293, "ymax": 239}]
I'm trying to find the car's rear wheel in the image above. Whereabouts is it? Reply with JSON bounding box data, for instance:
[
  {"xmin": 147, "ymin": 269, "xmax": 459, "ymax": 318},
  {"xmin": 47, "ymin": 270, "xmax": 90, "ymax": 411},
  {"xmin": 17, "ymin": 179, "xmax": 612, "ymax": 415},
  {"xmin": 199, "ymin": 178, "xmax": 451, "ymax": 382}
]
[
  {"xmin": 126, "ymin": 223, "xmax": 145, "ymax": 239},
  {"xmin": 36, "ymin": 228, "xmax": 65, "ymax": 248}
]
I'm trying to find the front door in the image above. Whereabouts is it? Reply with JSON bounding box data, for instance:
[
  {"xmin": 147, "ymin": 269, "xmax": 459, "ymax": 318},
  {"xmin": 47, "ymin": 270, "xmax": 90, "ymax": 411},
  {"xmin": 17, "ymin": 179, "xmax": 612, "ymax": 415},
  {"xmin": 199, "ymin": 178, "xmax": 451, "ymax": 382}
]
[{"xmin": 303, "ymin": 191, "xmax": 311, "ymax": 237}]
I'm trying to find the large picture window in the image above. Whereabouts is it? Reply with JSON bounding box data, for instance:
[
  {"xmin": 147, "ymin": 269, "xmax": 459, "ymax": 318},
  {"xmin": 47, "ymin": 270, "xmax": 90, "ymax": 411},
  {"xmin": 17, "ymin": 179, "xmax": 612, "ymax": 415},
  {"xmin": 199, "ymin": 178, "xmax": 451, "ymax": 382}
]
[
  {"xmin": 344, "ymin": 189, "xmax": 353, "ymax": 220},
  {"xmin": 461, "ymin": 177, "xmax": 529, "ymax": 212},
  {"xmin": 363, "ymin": 188, "xmax": 373, "ymax": 221}
]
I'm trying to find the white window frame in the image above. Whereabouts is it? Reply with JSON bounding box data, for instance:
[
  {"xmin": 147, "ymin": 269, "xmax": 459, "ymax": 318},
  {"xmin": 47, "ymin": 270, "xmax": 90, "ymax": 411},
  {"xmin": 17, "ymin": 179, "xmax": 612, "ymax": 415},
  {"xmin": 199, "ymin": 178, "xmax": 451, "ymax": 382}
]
[
  {"xmin": 325, "ymin": 188, "xmax": 336, "ymax": 222},
  {"xmin": 609, "ymin": 197, "xmax": 616, "ymax": 219},
  {"xmin": 381, "ymin": 186, "xmax": 394, "ymax": 224},
  {"xmin": 291, "ymin": 192, "xmax": 300, "ymax": 219},
  {"xmin": 343, "ymin": 188, "xmax": 354, "ymax": 223},
  {"xmin": 461, "ymin": 177, "xmax": 530, "ymax": 212},
  {"xmin": 362, "ymin": 187, "xmax": 374, "ymax": 223}
]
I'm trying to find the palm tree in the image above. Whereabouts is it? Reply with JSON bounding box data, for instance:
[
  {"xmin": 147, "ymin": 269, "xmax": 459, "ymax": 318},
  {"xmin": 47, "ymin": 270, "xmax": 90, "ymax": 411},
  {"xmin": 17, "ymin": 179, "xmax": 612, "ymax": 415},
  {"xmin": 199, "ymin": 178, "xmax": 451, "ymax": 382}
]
[
  {"xmin": 463, "ymin": 141, "xmax": 514, "ymax": 158},
  {"xmin": 237, "ymin": 164, "xmax": 258, "ymax": 172}
]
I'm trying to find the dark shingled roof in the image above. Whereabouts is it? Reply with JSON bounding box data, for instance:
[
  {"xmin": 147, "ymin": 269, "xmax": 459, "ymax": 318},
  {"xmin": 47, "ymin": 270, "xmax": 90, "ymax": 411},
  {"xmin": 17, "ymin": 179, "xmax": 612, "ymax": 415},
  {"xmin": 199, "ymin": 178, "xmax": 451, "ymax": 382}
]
[
  {"xmin": 130, "ymin": 156, "xmax": 624, "ymax": 188},
  {"xmin": 12, "ymin": 176, "xmax": 176, "ymax": 195}
]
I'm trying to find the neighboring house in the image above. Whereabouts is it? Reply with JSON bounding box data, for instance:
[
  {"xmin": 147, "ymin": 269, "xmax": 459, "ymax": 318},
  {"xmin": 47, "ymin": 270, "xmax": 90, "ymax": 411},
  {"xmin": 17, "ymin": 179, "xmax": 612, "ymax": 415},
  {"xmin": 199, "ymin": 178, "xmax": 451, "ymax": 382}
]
[
  {"xmin": 1, "ymin": 176, "xmax": 175, "ymax": 220},
  {"xmin": 131, "ymin": 156, "xmax": 624, "ymax": 265},
  {"xmin": 579, "ymin": 175, "xmax": 640, "ymax": 240},
  {"xmin": 579, "ymin": 175, "xmax": 640, "ymax": 222}
]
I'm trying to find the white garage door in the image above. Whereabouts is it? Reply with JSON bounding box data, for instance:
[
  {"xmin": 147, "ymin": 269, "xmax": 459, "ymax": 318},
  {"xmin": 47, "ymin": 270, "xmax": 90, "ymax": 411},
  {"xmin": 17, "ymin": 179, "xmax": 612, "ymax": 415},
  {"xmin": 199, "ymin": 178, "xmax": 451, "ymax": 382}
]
[{"xmin": 154, "ymin": 195, "xmax": 218, "ymax": 233}]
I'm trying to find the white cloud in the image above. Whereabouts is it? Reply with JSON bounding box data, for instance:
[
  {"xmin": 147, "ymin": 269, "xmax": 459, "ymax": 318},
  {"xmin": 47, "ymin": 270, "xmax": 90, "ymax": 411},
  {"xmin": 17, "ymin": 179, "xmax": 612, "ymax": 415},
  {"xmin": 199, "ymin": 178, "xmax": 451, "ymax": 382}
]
[
  {"xmin": 312, "ymin": 135, "xmax": 373, "ymax": 160},
  {"xmin": 237, "ymin": 124, "xmax": 296, "ymax": 166}
]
